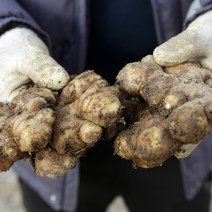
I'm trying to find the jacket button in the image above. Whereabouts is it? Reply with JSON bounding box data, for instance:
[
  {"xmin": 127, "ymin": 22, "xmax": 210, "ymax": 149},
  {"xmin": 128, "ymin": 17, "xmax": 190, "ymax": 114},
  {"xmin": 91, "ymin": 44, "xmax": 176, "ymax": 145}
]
[{"xmin": 50, "ymin": 194, "xmax": 57, "ymax": 203}]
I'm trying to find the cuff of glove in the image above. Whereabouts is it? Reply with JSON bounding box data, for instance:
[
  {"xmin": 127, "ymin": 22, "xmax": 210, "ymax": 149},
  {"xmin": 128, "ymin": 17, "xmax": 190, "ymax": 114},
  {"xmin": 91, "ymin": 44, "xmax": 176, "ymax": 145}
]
[{"xmin": 0, "ymin": 17, "xmax": 50, "ymax": 49}]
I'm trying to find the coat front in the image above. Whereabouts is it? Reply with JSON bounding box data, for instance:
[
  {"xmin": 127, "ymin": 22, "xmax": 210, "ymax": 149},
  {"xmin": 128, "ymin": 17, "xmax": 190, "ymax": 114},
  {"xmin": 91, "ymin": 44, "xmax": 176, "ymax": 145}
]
[{"xmin": 0, "ymin": 0, "xmax": 211, "ymax": 211}]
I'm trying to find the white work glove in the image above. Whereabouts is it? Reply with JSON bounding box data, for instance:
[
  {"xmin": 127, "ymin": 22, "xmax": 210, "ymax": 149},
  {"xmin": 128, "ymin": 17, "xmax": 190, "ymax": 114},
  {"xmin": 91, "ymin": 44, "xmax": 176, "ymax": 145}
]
[
  {"xmin": 153, "ymin": 10, "xmax": 212, "ymax": 158},
  {"xmin": 0, "ymin": 27, "xmax": 70, "ymax": 103},
  {"xmin": 153, "ymin": 10, "xmax": 212, "ymax": 70}
]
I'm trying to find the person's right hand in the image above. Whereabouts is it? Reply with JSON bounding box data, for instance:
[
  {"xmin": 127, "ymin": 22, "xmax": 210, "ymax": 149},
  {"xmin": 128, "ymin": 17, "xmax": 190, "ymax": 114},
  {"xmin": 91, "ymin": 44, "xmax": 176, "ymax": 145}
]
[{"xmin": 0, "ymin": 27, "xmax": 70, "ymax": 103}]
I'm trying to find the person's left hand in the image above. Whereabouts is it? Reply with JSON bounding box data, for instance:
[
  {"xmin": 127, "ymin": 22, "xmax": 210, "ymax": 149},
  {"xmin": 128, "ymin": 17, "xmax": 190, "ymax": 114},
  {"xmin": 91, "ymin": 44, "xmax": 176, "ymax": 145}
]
[
  {"xmin": 153, "ymin": 10, "xmax": 212, "ymax": 71},
  {"xmin": 114, "ymin": 55, "xmax": 212, "ymax": 168},
  {"xmin": 153, "ymin": 10, "xmax": 212, "ymax": 158}
]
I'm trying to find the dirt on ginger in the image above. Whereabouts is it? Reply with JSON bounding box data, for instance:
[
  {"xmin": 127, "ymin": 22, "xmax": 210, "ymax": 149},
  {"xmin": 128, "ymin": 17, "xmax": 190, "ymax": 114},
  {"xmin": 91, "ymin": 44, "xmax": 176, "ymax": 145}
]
[
  {"xmin": 115, "ymin": 55, "xmax": 212, "ymax": 168},
  {"xmin": 0, "ymin": 87, "xmax": 56, "ymax": 172},
  {"xmin": 50, "ymin": 71, "xmax": 122, "ymax": 156},
  {"xmin": 1, "ymin": 57, "xmax": 210, "ymax": 176},
  {"xmin": 0, "ymin": 70, "xmax": 122, "ymax": 178},
  {"xmin": 35, "ymin": 70, "xmax": 122, "ymax": 178}
]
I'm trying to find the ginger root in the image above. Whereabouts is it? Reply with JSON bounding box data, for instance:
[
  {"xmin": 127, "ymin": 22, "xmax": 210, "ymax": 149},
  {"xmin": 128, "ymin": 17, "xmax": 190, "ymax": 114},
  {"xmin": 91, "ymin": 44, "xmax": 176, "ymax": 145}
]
[
  {"xmin": 10, "ymin": 87, "xmax": 56, "ymax": 153},
  {"xmin": 34, "ymin": 71, "xmax": 122, "ymax": 178},
  {"xmin": 1, "ymin": 57, "xmax": 210, "ymax": 176},
  {"xmin": 51, "ymin": 71, "xmax": 121, "ymax": 156},
  {"xmin": 33, "ymin": 148, "xmax": 77, "ymax": 178},
  {"xmin": 115, "ymin": 55, "xmax": 212, "ymax": 168},
  {"xmin": 0, "ymin": 87, "xmax": 56, "ymax": 172},
  {"xmin": 0, "ymin": 70, "xmax": 122, "ymax": 178}
]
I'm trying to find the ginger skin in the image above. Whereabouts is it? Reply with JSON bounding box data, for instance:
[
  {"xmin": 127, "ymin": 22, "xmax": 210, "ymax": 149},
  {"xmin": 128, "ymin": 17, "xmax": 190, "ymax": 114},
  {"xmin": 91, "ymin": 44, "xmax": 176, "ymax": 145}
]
[
  {"xmin": 115, "ymin": 55, "xmax": 212, "ymax": 168},
  {"xmin": 0, "ymin": 70, "xmax": 122, "ymax": 178},
  {"xmin": 0, "ymin": 87, "xmax": 56, "ymax": 171},
  {"xmin": 10, "ymin": 87, "xmax": 56, "ymax": 153},
  {"xmin": 51, "ymin": 71, "xmax": 122, "ymax": 157},
  {"xmin": 2, "ymin": 58, "xmax": 210, "ymax": 176},
  {"xmin": 33, "ymin": 148, "xmax": 77, "ymax": 178},
  {"xmin": 34, "ymin": 71, "xmax": 122, "ymax": 178}
]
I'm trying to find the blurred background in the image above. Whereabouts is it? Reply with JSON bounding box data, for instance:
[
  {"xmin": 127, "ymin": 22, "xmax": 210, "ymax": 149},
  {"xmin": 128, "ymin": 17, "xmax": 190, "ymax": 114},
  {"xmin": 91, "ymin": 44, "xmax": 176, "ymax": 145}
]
[
  {"xmin": 0, "ymin": 170, "xmax": 129, "ymax": 212},
  {"xmin": 0, "ymin": 170, "xmax": 211, "ymax": 212}
]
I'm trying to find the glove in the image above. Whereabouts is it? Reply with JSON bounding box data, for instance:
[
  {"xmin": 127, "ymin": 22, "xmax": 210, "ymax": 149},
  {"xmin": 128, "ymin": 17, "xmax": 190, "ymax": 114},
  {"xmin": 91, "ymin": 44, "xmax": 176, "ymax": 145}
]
[
  {"xmin": 153, "ymin": 10, "xmax": 212, "ymax": 71},
  {"xmin": 0, "ymin": 27, "xmax": 70, "ymax": 103},
  {"xmin": 153, "ymin": 10, "xmax": 212, "ymax": 158},
  {"xmin": 0, "ymin": 27, "xmax": 69, "ymax": 173}
]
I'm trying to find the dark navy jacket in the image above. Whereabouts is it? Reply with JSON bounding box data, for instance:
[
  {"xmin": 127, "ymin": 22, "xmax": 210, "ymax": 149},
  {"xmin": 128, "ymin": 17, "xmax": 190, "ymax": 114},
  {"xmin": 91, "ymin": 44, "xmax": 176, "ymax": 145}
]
[{"xmin": 0, "ymin": 0, "xmax": 212, "ymax": 211}]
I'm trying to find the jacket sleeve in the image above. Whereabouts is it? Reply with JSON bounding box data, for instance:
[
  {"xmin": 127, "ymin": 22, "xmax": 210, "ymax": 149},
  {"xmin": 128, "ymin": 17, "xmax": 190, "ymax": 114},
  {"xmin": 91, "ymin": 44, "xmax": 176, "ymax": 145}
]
[
  {"xmin": 0, "ymin": 0, "xmax": 49, "ymax": 45},
  {"xmin": 185, "ymin": 0, "xmax": 212, "ymax": 26}
]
